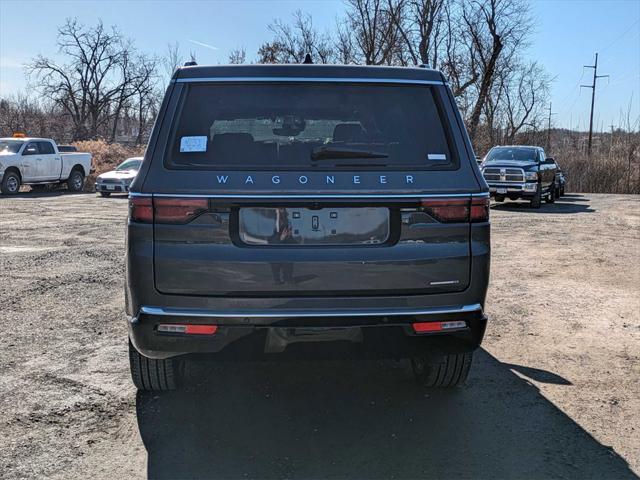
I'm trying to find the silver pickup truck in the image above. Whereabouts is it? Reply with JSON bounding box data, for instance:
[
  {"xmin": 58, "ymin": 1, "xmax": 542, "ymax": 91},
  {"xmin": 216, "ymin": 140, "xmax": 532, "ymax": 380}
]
[{"xmin": 0, "ymin": 136, "xmax": 92, "ymax": 194}]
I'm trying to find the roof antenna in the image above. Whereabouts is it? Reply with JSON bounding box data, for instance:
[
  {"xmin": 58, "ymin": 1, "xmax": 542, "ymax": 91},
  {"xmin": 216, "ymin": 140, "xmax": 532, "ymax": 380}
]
[
  {"xmin": 184, "ymin": 52, "xmax": 198, "ymax": 67},
  {"xmin": 303, "ymin": 53, "xmax": 313, "ymax": 64}
]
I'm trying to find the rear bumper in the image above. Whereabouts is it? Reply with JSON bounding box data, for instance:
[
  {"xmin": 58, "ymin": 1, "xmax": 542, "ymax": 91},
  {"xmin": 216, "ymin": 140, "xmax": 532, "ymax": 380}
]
[
  {"xmin": 95, "ymin": 182, "xmax": 129, "ymax": 193},
  {"xmin": 129, "ymin": 304, "xmax": 487, "ymax": 359},
  {"xmin": 487, "ymin": 182, "xmax": 538, "ymax": 198},
  {"xmin": 125, "ymin": 222, "xmax": 490, "ymax": 360}
]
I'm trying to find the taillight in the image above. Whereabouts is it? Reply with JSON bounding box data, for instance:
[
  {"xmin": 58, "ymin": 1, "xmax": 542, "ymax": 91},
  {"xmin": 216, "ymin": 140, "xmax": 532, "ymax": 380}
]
[
  {"xmin": 420, "ymin": 197, "xmax": 489, "ymax": 223},
  {"xmin": 154, "ymin": 198, "xmax": 209, "ymax": 224},
  {"xmin": 129, "ymin": 197, "xmax": 153, "ymax": 223},
  {"xmin": 470, "ymin": 197, "xmax": 490, "ymax": 223},
  {"xmin": 128, "ymin": 197, "xmax": 209, "ymax": 224},
  {"xmin": 421, "ymin": 198, "xmax": 469, "ymax": 223}
]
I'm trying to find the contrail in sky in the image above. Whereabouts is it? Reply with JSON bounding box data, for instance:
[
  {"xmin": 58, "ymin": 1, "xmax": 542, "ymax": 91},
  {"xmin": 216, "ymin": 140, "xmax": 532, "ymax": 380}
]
[{"xmin": 188, "ymin": 39, "xmax": 219, "ymax": 51}]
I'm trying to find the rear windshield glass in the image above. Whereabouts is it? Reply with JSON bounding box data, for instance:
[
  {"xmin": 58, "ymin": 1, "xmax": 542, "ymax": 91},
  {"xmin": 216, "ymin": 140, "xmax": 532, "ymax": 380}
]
[
  {"xmin": 486, "ymin": 147, "xmax": 538, "ymax": 162},
  {"xmin": 165, "ymin": 83, "xmax": 456, "ymax": 170}
]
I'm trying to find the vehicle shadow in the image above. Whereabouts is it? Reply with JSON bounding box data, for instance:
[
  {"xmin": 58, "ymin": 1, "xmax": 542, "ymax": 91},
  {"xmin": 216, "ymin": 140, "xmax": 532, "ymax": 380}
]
[
  {"xmin": 491, "ymin": 195, "xmax": 594, "ymax": 214},
  {"xmin": 136, "ymin": 350, "xmax": 637, "ymax": 479},
  {"xmin": 0, "ymin": 190, "xmax": 94, "ymax": 199}
]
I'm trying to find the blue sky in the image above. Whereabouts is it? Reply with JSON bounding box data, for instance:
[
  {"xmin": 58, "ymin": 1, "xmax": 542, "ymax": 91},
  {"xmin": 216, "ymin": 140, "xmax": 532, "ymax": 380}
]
[{"xmin": 0, "ymin": 0, "xmax": 638, "ymax": 130}]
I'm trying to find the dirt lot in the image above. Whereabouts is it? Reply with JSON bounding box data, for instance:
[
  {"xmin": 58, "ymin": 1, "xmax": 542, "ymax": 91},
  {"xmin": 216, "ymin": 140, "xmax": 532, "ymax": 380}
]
[{"xmin": 0, "ymin": 192, "xmax": 638, "ymax": 479}]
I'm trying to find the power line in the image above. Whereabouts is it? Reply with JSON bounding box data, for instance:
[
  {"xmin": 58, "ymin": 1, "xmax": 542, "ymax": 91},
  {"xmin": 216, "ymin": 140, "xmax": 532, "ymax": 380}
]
[
  {"xmin": 600, "ymin": 18, "xmax": 640, "ymax": 55},
  {"xmin": 556, "ymin": 71, "xmax": 583, "ymax": 112},
  {"xmin": 581, "ymin": 53, "xmax": 610, "ymax": 156}
]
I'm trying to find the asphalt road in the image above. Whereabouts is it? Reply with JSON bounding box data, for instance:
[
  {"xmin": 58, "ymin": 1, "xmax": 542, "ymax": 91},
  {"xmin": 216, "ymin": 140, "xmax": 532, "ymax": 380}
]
[{"xmin": 0, "ymin": 191, "xmax": 638, "ymax": 479}]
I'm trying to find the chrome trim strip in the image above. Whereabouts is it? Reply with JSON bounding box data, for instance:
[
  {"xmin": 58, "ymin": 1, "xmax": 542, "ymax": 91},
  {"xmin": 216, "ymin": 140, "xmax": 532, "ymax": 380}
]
[
  {"xmin": 129, "ymin": 192, "xmax": 488, "ymax": 199},
  {"xmin": 175, "ymin": 77, "xmax": 444, "ymax": 85},
  {"xmin": 139, "ymin": 303, "xmax": 482, "ymax": 319}
]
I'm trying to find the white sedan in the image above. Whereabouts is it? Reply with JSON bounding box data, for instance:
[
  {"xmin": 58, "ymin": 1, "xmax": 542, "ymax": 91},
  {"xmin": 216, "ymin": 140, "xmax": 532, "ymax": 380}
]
[{"xmin": 95, "ymin": 157, "xmax": 142, "ymax": 197}]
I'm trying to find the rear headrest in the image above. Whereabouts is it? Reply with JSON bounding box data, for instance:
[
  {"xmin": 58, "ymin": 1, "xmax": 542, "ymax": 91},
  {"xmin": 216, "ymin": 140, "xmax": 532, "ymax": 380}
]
[{"xmin": 332, "ymin": 123, "xmax": 367, "ymax": 143}]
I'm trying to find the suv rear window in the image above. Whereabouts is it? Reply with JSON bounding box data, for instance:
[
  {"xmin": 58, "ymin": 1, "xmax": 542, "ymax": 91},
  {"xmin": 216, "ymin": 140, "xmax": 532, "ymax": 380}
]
[{"xmin": 165, "ymin": 83, "xmax": 456, "ymax": 170}]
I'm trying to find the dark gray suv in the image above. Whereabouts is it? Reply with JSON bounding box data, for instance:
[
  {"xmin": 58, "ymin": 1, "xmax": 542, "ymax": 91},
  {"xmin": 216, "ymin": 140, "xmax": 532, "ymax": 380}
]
[{"xmin": 125, "ymin": 64, "xmax": 490, "ymax": 391}]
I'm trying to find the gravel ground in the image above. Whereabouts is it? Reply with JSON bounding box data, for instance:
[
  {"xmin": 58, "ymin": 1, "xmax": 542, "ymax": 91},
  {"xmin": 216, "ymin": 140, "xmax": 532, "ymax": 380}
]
[{"xmin": 0, "ymin": 192, "xmax": 638, "ymax": 479}]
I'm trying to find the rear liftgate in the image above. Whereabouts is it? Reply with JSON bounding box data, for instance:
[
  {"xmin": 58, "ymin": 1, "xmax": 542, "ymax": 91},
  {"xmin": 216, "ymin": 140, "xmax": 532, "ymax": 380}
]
[{"xmin": 131, "ymin": 194, "xmax": 488, "ymax": 297}]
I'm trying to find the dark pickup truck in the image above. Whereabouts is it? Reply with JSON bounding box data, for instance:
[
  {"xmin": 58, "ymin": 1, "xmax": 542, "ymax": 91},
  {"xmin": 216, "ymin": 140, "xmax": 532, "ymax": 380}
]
[
  {"xmin": 481, "ymin": 145, "xmax": 558, "ymax": 208},
  {"xmin": 125, "ymin": 63, "xmax": 490, "ymax": 391}
]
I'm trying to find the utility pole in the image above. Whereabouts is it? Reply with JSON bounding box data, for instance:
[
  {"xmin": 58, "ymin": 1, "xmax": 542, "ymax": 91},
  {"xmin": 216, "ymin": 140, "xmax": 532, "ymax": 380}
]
[
  {"xmin": 581, "ymin": 53, "xmax": 609, "ymax": 156},
  {"xmin": 546, "ymin": 102, "xmax": 556, "ymax": 152}
]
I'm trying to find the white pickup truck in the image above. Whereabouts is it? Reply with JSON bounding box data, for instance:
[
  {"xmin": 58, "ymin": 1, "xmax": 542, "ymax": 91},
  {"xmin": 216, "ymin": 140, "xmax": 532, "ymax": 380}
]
[{"xmin": 0, "ymin": 137, "xmax": 92, "ymax": 195}]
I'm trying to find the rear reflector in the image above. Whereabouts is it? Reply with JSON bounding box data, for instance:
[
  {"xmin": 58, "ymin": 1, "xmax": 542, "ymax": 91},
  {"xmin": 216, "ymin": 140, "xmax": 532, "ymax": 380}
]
[
  {"xmin": 412, "ymin": 320, "xmax": 467, "ymax": 333},
  {"xmin": 157, "ymin": 324, "xmax": 218, "ymax": 335}
]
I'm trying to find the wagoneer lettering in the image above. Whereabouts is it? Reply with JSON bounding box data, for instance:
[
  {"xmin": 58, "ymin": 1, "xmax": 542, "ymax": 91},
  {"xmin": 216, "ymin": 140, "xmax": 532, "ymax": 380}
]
[{"xmin": 125, "ymin": 64, "xmax": 490, "ymax": 391}]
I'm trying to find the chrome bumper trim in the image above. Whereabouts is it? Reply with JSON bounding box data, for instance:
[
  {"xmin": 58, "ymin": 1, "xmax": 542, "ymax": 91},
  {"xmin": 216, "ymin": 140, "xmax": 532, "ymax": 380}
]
[
  {"xmin": 137, "ymin": 303, "xmax": 483, "ymax": 319},
  {"xmin": 175, "ymin": 77, "xmax": 444, "ymax": 86},
  {"xmin": 128, "ymin": 192, "xmax": 490, "ymax": 199}
]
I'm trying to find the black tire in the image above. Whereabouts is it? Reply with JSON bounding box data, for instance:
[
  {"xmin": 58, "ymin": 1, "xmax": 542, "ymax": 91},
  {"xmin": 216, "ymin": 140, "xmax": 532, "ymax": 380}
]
[
  {"xmin": 494, "ymin": 195, "xmax": 505, "ymax": 203},
  {"xmin": 411, "ymin": 352, "xmax": 473, "ymax": 388},
  {"xmin": 1, "ymin": 170, "xmax": 21, "ymax": 195},
  {"xmin": 546, "ymin": 185, "xmax": 556, "ymax": 204},
  {"xmin": 129, "ymin": 340, "xmax": 177, "ymax": 391},
  {"xmin": 530, "ymin": 184, "xmax": 542, "ymax": 209},
  {"xmin": 100, "ymin": 192, "xmax": 111, "ymax": 197},
  {"xmin": 67, "ymin": 169, "xmax": 85, "ymax": 192}
]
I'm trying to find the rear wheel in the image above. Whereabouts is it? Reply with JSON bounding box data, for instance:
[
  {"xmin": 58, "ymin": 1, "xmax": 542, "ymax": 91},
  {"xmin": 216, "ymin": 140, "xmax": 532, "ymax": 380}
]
[
  {"xmin": 1, "ymin": 170, "xmax": 21, "ymax": 195},
  {"xmin": 67, "ymin": 169, "xmax": 85, "ymax": 192},
  {"xmin": 411, "ymin": 352, "xmax": 473, "ymax": 388},
  {"xmin": 494, "ymin": 195, "xmax": 505, "ymax": 203},
  {"xmin": 129, "ymin": 340, "xmax": 177, "ymax": 391}
]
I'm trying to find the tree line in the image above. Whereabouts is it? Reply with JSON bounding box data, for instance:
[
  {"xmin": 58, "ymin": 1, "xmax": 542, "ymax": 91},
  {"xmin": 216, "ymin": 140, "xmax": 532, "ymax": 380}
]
[
  {"xmin": 0, "ymin": 0, "xmax": 549, "ymax": 151},
  {"xmin": 256, "ymin": 0, "xmax": 550, "ymax": 151}
]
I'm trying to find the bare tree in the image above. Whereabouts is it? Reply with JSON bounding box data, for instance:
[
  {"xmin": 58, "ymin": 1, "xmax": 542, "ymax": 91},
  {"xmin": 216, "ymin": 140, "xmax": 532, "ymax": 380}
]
[
  {"xmin": 257, "ymin": 41, "xmax": 284, "ymax": 64},
  {"xmin": 0, "ymin": 94, "xmax": 65, "ymax": 139},
  {"xmin": 163, "ymin": 42, "xmax": 182, "ymax": 79},
  {"xmin": 390, "ymin": 0, "xmax": 447, "ymax": 66},
  {"xmin": 342, "ymin": 0, "xmax": 402, "ymax": 65},
  {"xmin": 258, "ymin": 11, "xmax": 335, "ymax": 64},
  {"xmin": 502, "ymin": 61, "xmax": 548, "ymax": 143},
  {"xmin": 27, "ymin": 19, "xmax": 135, "ymax": 140},
  {"xmin": 131, "ymin": 55, "xmax": 161, "ymax": 144},
  {"xmin": 461, "ymin": 0, "xmax": 531, "ymax": 142},
  {"xmin": 228, "ymin": 47, "xmax": 247, "ymax": 64}
]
